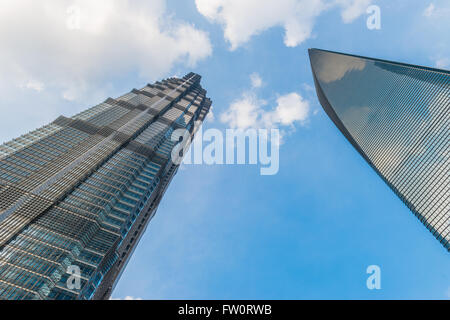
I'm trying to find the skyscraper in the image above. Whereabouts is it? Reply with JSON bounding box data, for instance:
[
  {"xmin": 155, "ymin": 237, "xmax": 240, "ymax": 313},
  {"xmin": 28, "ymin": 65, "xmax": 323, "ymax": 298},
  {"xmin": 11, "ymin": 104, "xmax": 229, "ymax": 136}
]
[
  {"xmin": 309, "ymin": 49, "xmax": 449, "ymax": 251},
  {"xmin": 0, "ymin": 73, "xmax": 211, "ymax": 299}
]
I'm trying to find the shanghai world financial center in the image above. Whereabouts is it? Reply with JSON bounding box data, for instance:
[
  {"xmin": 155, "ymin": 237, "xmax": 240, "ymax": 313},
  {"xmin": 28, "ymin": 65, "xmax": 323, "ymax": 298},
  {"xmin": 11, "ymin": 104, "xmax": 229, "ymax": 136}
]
[
  {"xmin": 0, "ymin": 49, "xmax": 448, "ymax": 300},
  {"xmin": 309, "ymin": 49, "xmax": 449, "ymax": 252}
]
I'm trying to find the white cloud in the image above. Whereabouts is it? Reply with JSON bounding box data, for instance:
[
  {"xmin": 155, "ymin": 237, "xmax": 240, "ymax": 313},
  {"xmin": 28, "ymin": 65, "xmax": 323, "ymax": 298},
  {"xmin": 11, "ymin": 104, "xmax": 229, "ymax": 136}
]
[
  {"xmin": 250, "ymin": 72, "xmax": 263, "ymax": 88},
  {"xmin": 221, "ymin": 91, "xmax": 310, "ymax": 130},
  {"xmin": 0, "ymin": 0, "xmax": 212, "ymax": 144},
  {"xmin": 220, "ymin": 74, "xmax": 310, "ymax": 130},
  {"xmin": 0, "ymin": 0, "xmax": 212, "ymax": 101},
  {"xmin": 268, "ymin": 92, "xmax": 310, "ymax": 126},
  {"xmin": 418, "ymin": 3, "xmax": 450, "ymax": 74},
  {"xmin": 337, "ymin": 0, "xmax": 372, "ymax": 23},
  {"xmin": 206, "ymin": 106, "xmax": 215, "ymax": 122},
  {"xmin": 423, "ymin": 2, "xmax": 450, "ymax": 18},
  {"xmin": 62, "ymin": 90, "xmax": 77, "ymax": 102},
  {"xmin": 195, "ymin": 0, "xmax": 372, "ymax": 50},
  {"xmin": 220, "ymin": 92, "xmax": 265, "ymax": 129},
  {"xmin": 21, "ymin": 79, "xmax": 45, "ymax": 92},
  {"xmin": 423, "ymin": 3, "xmax": 435, "ymax": 17},
  {"xmin": 435, "ymin": 58, "xmax": 449, "ymax": 69}
]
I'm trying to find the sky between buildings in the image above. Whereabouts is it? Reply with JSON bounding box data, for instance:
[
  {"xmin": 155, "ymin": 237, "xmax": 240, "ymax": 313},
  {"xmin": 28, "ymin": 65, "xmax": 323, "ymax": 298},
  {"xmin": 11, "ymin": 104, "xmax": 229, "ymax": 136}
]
[{"xmin": 0, "ymin": 0, "xmax": 448, "ymax": 299}]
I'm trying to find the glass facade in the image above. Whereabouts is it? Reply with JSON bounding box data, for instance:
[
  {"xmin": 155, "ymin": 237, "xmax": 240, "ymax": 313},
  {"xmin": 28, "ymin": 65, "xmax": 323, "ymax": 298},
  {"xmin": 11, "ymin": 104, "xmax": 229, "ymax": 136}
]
[
  {"xmin": 0, "ymin": 73, "xmax": 211, "ymax": 299},
  {"xmin": 309, "ymin": 49, "xmax": 449, "ymax": 251}
]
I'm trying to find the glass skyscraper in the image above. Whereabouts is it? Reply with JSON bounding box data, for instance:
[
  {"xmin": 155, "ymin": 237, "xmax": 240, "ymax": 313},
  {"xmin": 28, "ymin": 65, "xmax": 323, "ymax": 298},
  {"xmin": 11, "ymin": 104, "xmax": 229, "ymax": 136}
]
[
  {"xmin": 0, "ymin": 73, "xmax": 211, "ymax": 299},
  {"xmin": 309, "ymin": 49, "xmax": 449, "ymax": 251}
]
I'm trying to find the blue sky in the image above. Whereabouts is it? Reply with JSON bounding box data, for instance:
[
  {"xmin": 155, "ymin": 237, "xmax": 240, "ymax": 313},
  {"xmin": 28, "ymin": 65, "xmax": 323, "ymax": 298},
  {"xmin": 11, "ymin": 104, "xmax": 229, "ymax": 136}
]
[{"xmin": 0, "ymin": 0, "xmax": 448, "ymax": 299}]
